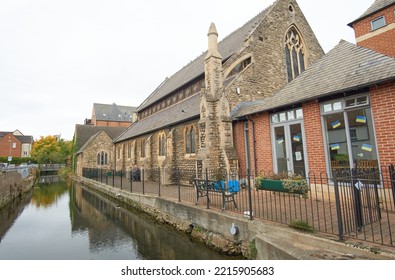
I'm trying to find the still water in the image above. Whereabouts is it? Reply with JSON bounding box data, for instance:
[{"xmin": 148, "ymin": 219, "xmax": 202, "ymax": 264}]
[{"xmin": 0, "ymin": 177, "xmax": 235, "ymax": 260}]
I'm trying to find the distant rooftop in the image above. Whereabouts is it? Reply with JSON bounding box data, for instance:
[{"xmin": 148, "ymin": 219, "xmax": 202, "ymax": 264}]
[{"xmin": 93, "ymin": 103, "xmax": 137, "ymax": 122}]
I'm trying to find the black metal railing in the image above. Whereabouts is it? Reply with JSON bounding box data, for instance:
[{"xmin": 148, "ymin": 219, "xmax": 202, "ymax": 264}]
[{"xmin": 81, "ymin": 166, "xmax": 395, "ymax": 247}]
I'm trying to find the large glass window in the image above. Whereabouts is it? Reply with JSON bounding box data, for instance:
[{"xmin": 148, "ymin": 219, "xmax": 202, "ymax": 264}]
[
  {"xmin": 322, "ymin": 96, "xmax": 378, "ymax": 173},
  {"xmin": 271, "ymin": 108, "xmax": 307, "ymax": 175}
]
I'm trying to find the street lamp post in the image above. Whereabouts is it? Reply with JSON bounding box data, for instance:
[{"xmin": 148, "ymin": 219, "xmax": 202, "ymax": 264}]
[{"xmin": 8, "ymin": 138, "xmax": 12, "ymax": 166}]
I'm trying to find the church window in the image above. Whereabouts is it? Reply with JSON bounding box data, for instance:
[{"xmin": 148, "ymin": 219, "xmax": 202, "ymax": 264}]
[
  {"xmin": 141, "ymin": 139, "xmax": 146, "ymax": 158},
  {"xmin": 226, "ymin": 57, "xmax": 252, "ymax": 79},
  {"xmin": 159, "ymin": 134, "xmax": 166, "ymax": 156},
  {"xmin": 97, "ymin": 151, "xmax": 108, "ymax": 165},
  {"xmin": 127, "ymin": 142, "xmax": 132, "ymax": 158},
  {"xmin": 117, "ymin": 146, "xmax": 122, "ymax": 159},
  {"xmin": 285, "ymin": 27, "xmax": 305, "ymax": 82},
  {"xmin": 185, "ymin": 126, "xmax": 196, "ymax": 154}
]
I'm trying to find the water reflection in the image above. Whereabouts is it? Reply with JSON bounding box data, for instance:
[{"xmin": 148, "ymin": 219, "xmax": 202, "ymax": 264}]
[
  {"xmin": 31, "ymin": 179, "xmax": 69, "ymax": 208},
  {"xmin": 0, "ymin": 177, "xmax": 237, "ymax": 260}
]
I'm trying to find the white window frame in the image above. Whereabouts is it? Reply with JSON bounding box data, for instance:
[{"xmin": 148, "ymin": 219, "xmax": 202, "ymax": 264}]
[{"xmin": 371, "ymin": 16, "xmax": 386, "ymax": 31}]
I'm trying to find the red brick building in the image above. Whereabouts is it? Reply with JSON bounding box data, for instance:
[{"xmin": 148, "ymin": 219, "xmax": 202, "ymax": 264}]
[
  {"xmin": 349, "ymin": 0, "xmax": 395, "ymax": 58},
  {"xmin": 85, "ymin": 103, "xmax": 137, "ymax": 127},
  {"xmin": 0, "ymin": 130, "xmax": 33, "ymax": 159},
  {"xmin": 233, "ymin": 0, "xmax": 395, "ymax": 176}
]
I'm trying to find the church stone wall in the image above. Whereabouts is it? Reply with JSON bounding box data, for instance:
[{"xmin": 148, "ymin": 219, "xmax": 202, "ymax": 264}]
[
  {"xmin": 224, "ymin": 0, "xmax": 324, "ymax": 109},
  {"xmin": 79, "ymin": 132, "xmax": 115, "ymax": 172}
]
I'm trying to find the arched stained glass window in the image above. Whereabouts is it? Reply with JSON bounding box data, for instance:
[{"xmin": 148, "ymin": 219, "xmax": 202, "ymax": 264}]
[{"xmin": 285, "ymin": 27, "xmax": 305, "ymax": 82}]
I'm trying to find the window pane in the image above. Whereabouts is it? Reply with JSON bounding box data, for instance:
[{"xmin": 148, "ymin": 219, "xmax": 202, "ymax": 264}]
[
  {"xmin": 295, "ymin": 109, "xmax": 303, "ymax": 119},
  {"xmin": 186, "ymin": 130, "xmax": 191, "ymax": 154},
  {"xmin": 324, "ymin": 112, "xmax": 350, "ymax": 173},
  {"xmin": 285, "ymin": 47, "xmax": 292, "ymax": 82},
  {"xmin": 191, "ymin": 128, "xmax": 196, "ymax": 153},
  {"xmin": 347, "ymin": 108, "xmax": 378, "ymax": 169},
  {"xmin": 274, "ymin": 126, "xmax": 288, "ymax": 173},
  {"xmin": 323, "ymin": 104, "xmax": 332, "ymax": 113},
  {"xmin": 333, "ymin": 102, "xmax": 342, "ymax": 111},
  {"xmin": 287, "ymin": 111, "xmax": 295, "ymax": 120},
  {"xmin": 371, "ymin": 16, "xmax": 386, "ymax": 30},
  {"xmin": 345, "ymin": 98, "xmax": 356, "ymax": 107},
  {"xmin": 356, "ymin": 96, "xmax": 368, "ymax": 105},
  {"xmin": 279, "ymin": 112, "xmax": 286, "ymax": 122},
  {"xmin": 272, "ymin": 114, "xmax": 279, "ymax": 123}
]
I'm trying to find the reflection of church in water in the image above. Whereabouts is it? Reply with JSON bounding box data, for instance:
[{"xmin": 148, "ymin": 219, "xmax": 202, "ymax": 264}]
[{"xmin": 70, "ymin": 184, "xmax": 229, "ymax": 259}]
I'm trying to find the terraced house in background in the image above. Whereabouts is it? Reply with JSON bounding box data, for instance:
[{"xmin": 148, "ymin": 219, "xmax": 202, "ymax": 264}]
[
  {"xmin": 75, "ymin": 0, "xmax": 395, "ymax": 181},
  {"xmin": 0, "ymin": 130, "xmax": 33, "ymax": 159}
]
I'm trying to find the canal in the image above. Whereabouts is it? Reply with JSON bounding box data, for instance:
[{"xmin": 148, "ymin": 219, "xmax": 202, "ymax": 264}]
[{"xmin": 0, "ymin": 177, "xmax": 237, "ymax": 260}]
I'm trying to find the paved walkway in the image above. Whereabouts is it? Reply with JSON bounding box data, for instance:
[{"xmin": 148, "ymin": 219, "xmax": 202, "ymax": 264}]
[{"xmin": 92, "ymin": 176, "xmax": 395, "ymax": 252}]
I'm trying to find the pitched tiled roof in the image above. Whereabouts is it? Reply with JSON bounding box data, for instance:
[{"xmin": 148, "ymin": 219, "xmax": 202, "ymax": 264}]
[
  {"xmin": 76, "ymin": 131, "xmax": 101, "ymax": 154},
  {"xmin": 94, "ymin": 103, "xmax": 136, "ymax": 122},
  {"xmin": 74, "ymin": 125, "xmax": 127, "ymax": 151},
  {"xmin": 0, "ymin": 131, "xmax": 33, "ymax": 144},
  {"xmin": 137, "ymin": 1, "xmax": 277, "ymax": 112},
  {"xmin": 349, "ymin": 0, "xmax": 395, "ymax": 26},
  {"xmin": 116, "ymin": 94, "xmax": 200, "ymax": 142},
  {"xmin": 232, "ymin": 40, "xmax": 395, "ymax": 118}
]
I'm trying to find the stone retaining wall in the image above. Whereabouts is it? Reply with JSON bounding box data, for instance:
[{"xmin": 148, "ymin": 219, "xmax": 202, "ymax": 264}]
[{"xmin": 0, "ymin": 168, "xmax": 37, "ymax": 209}]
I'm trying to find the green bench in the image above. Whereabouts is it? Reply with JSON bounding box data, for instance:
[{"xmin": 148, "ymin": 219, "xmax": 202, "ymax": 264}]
[{"xmin": 192, "ymin": 178, "xmax": 238, "ymax": 210}]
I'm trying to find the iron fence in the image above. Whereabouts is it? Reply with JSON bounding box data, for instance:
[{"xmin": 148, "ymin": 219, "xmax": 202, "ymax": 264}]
[{"xmin": 81, "ymin": 166, "xmax": 395, "ymax": 247}]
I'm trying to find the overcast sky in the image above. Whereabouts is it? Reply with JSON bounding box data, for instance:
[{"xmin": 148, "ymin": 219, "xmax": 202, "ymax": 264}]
[{"xmin": 0, "ymin": 0, "xmax": 374, "ymax": 140}]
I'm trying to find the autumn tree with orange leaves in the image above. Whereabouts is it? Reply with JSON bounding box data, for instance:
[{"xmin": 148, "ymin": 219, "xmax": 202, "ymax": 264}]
[{"xmin": 31, "ymin": 135, "xmax": 72, "ymax": 164}]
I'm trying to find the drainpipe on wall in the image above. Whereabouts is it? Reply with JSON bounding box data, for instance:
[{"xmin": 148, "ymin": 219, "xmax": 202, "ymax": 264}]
[{"xmin": 246, "ymin": 116, "xmax": 257, "ymax": 176}]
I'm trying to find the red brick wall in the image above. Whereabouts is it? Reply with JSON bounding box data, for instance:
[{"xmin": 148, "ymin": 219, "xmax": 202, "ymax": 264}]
[
  {"xmin": 302, "ymin": 101, "xmax": 327, "ymax": 174},
  {"xmin": 351, "ymin": 5, "xmax": 395, "ymax": 58},
  {"xmin": 252, "ymin": 113, "xmax": 273, "ymax": 173},
  {"xmin": 233, "ymin": 113, "xmax": 273, "ymax": 175},
  {"xmin": 357, "ymin": 29, "xmax": 395, "ymax": 58},
  {"xmin": 0, "ymin": 134, "xmax": 22, "ymax": 158},
  {"xmin": 95, "ymin": 120, "xmax": 131, "ymax": 127},
  {"xmin": 369, "ymin": 81, "xmax": 395, "ymax": 167}
]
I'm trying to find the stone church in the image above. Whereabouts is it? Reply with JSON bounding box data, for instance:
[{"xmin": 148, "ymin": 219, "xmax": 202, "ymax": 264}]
[
  {"xmin": 75, "ymin": 0, "xmax": 395, "ymax": 182},
  {"xmin": 112, "ymin": 0, "xmax": 323, "ymax": 181}
]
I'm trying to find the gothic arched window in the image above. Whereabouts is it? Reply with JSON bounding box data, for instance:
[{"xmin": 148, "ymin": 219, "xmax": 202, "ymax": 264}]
[
  {"xmin": 285, "ymin": 27, "xmax": 305, "ymax": 82},
  {"xmin": 185, "ymin": 126, "xmax": 196, "ymax": 154},
  {"xmin": 158, "ymin": 134, "xmax": 166, "ymax": 156},
  {"xmin": 97, "ymin": 151, "xmax": 108, "ymax": 165}
]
